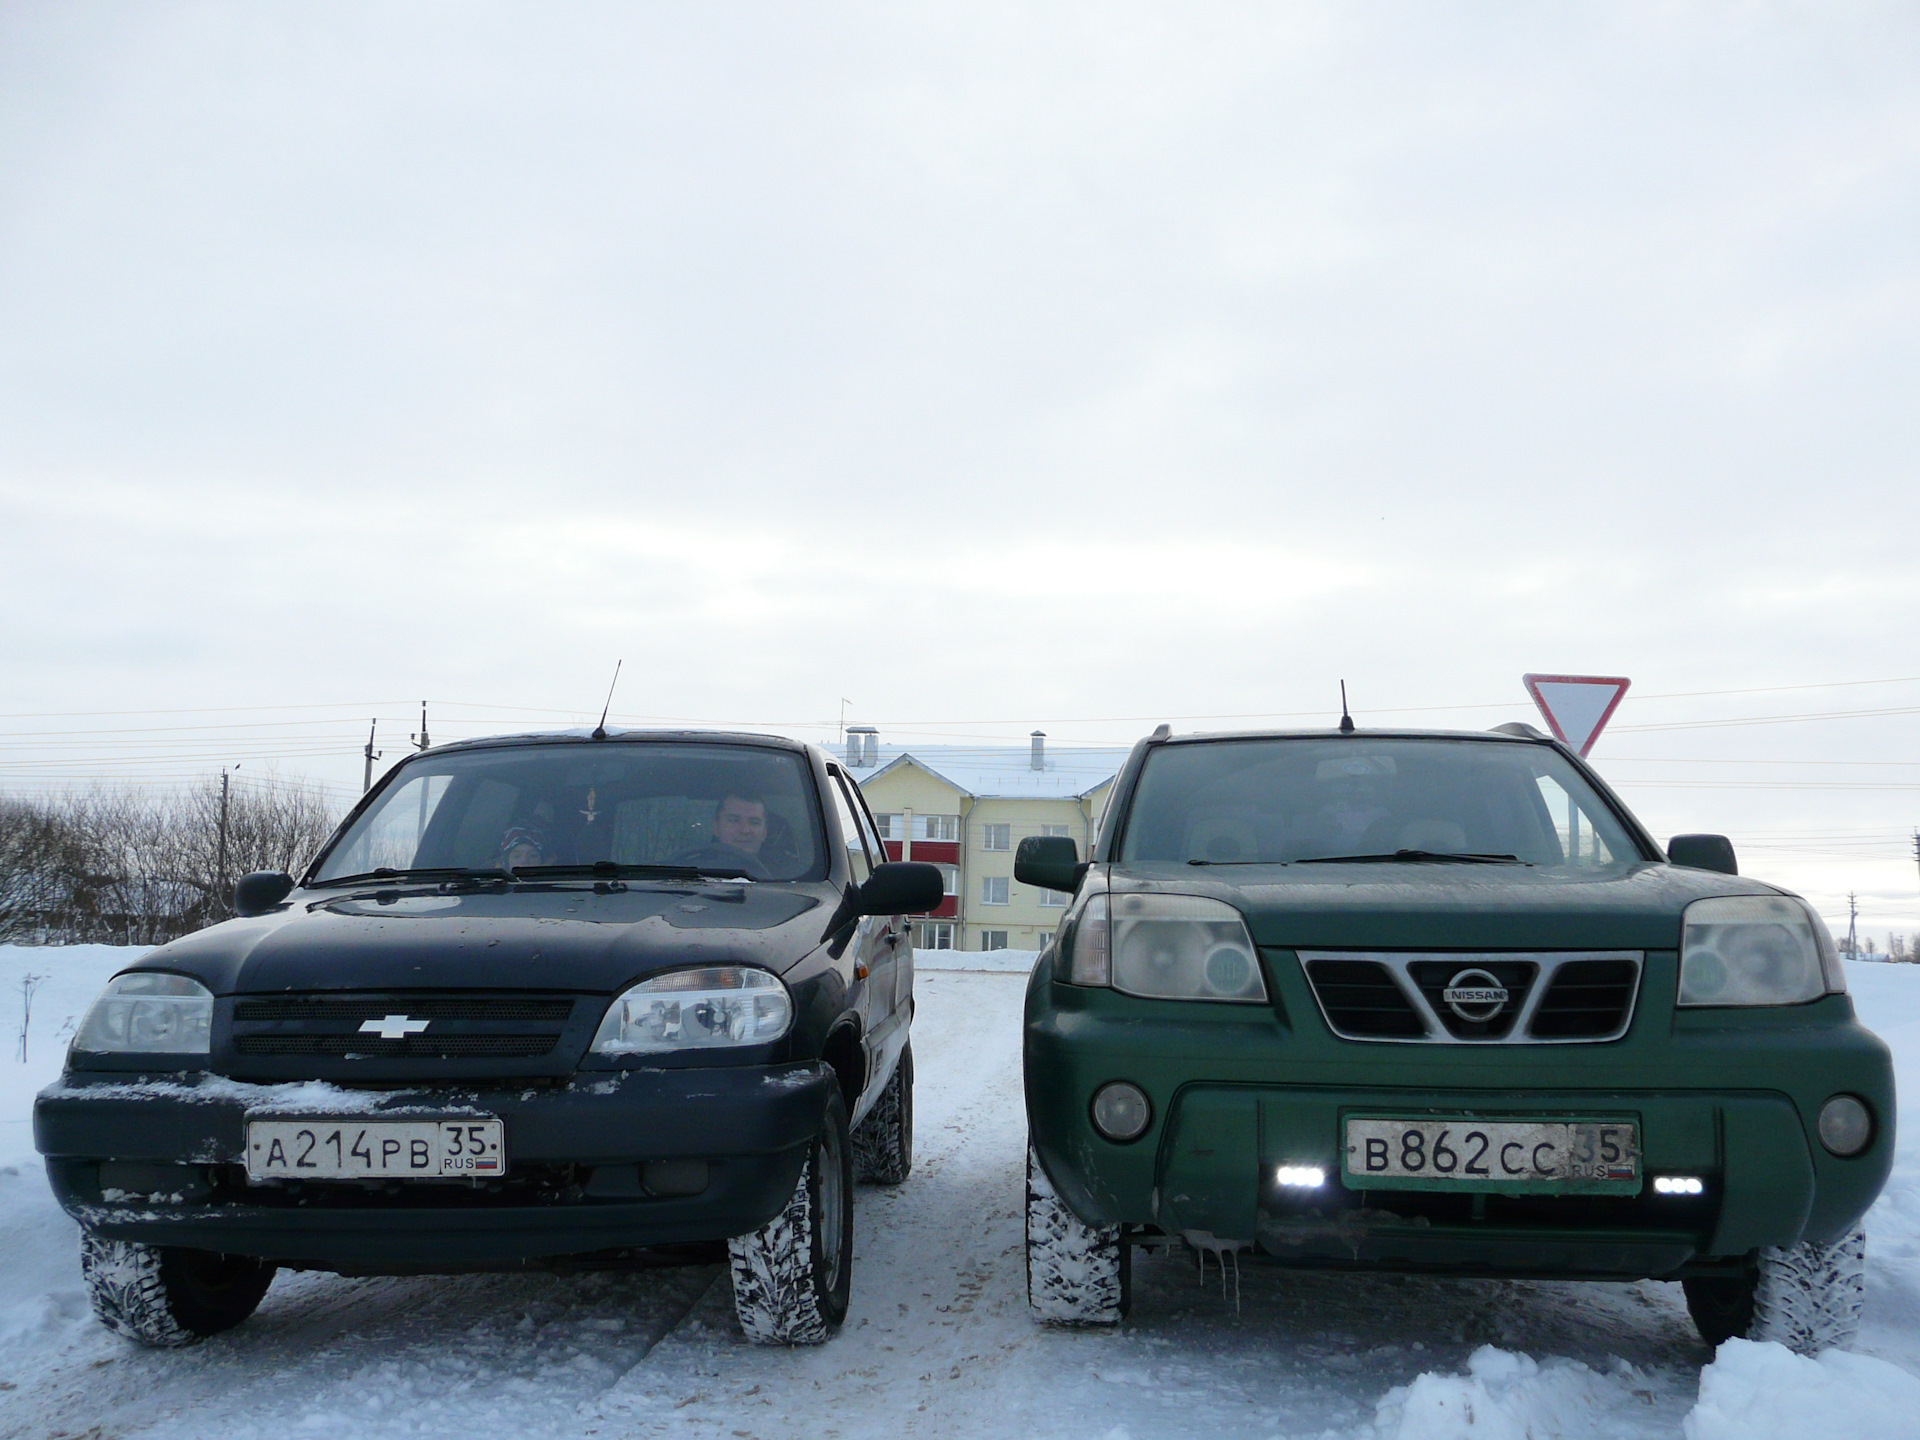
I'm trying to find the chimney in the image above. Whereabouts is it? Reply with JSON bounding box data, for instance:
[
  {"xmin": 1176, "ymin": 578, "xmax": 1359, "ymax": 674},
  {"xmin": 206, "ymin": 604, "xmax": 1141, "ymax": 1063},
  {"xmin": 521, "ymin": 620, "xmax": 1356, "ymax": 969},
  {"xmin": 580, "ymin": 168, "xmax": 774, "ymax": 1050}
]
[
  {"xmin": 1030, "ymin": 730, "xmax": 1046, "ymax": 772},
  {"xmin": 865, "ymin": 729, "xmax": 879, "ymax": 767},
  {"xmin": 846, "ymin": 725, "xmax": 876, "ymax": 768}
]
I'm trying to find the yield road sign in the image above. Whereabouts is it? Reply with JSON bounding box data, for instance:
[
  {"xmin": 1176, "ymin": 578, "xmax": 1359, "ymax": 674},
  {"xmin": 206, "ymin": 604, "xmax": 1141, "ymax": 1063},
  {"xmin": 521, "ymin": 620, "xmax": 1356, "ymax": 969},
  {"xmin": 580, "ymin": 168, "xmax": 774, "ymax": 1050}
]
[{"xmin": 1522, "ymin": 674, "xmax": 1631, "ymax": 757}]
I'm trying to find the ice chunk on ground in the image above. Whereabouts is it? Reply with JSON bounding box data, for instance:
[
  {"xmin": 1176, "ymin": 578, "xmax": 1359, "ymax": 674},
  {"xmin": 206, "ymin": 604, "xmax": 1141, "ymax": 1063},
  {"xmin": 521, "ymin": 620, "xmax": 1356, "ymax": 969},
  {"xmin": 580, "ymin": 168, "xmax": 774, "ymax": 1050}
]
[
  {"xmin": 1682, "ymin": 1337, "xmax": 1920, "ymax": 1440},
  {"xmin": 1370, "ymin": 1345, "xmax": 1651, "ymax": 1439}
]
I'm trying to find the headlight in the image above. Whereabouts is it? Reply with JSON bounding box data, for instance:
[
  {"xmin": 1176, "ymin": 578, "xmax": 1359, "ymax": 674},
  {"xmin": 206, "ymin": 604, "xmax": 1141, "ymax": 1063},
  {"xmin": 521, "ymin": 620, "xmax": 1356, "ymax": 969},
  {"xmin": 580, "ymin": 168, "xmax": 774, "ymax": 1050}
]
[
  {"xmin": 590, "ymin": 967, "xmax": 793, "ymax": 1054},
  {"xmin": 1064, "ymin": 893, "xmax": 1267, "ymax": 1003},
  {"xmin": 1678, "ymin": 896, "xmax": 1837, "ymax": 1007},
  {"xmin": 72, "ymin": 973, "xmax": 213, "ymax": 1055}
]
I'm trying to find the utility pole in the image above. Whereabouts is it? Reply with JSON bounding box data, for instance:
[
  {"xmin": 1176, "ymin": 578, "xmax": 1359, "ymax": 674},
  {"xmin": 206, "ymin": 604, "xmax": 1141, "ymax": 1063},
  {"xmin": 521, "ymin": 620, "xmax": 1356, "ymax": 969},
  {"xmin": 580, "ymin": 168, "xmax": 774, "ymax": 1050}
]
[
  {"xmin": 363, "ymin": 719, "xmax": 382, "ymax": 793},
  {"xmin": 1845, "ymin": 891, "xmax": 1859, "ymax": 959},
  {"xmin": 216, "ymin": 767, "xmax": 234, "ymax": 914},
  {"xmin": 411, "ymin": 701, "xmax": 431, "ymax": 752}
]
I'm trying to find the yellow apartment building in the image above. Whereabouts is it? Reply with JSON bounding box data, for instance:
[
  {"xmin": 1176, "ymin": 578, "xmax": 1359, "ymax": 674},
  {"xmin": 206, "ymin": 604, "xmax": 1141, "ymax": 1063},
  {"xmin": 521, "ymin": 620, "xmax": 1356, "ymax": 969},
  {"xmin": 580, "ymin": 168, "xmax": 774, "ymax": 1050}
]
[{"xmin": 843, "ymin": 728, "xmax": 1127, "ymax": 952}]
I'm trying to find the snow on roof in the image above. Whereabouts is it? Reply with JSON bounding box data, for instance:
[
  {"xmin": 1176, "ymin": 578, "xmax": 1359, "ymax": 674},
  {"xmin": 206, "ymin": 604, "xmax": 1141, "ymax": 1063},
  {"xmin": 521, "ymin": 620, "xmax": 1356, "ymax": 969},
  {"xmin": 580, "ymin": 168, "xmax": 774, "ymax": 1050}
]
[{"xmin": 848, "ymin": 744, "xmax": 1128, "ymax": 800}]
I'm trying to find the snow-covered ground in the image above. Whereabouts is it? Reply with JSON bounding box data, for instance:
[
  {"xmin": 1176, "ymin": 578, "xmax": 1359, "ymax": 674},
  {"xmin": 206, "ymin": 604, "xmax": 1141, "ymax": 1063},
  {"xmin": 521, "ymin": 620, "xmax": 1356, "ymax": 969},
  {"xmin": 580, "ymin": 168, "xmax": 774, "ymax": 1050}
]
[{"xmin": 3, "ymin": 945, "xmax": 1919, "ymax": 1439}]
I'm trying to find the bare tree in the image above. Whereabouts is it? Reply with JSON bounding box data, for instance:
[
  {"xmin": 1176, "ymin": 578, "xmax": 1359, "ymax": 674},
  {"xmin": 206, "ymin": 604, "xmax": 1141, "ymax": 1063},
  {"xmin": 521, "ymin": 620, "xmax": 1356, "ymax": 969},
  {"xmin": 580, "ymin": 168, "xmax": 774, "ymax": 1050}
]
[{"xmin": 0, "ymin": 777, "xmax": 342, "ymax": 946}]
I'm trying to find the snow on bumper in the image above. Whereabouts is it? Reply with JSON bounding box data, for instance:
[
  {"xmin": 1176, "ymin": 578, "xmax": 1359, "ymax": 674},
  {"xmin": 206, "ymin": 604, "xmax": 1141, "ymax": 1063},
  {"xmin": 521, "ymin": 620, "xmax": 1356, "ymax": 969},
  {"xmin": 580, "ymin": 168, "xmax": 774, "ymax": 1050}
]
[{"xmin": 33, "ymin": 1061, "xmax": 835, "ymax": 1269}]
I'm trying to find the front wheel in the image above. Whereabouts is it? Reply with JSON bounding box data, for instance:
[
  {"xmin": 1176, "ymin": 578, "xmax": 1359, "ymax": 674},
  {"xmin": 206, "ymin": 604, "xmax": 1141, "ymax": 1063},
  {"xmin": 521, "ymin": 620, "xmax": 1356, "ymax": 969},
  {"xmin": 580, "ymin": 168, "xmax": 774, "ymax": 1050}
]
[
  {"xmin": 1683, "ymin": 1226, "xmax": 1866, "ymax": 1354},
  {"xmin": 728, "ymin": 1089, "xmax": 854, "ymax": 1344},
  {"xmin": 81, "ymin": 1231, "xmax": 276, "ymax": 1347},
  {"xmin": 1026, "ymin": 1143, "xmax": 1129, "ymax": 1324}
]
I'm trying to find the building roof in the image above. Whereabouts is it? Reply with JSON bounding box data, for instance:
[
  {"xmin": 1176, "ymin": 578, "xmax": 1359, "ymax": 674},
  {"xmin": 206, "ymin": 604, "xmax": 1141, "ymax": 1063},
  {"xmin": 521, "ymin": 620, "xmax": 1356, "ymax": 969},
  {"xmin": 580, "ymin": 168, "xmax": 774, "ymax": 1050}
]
[{"xmin": 846, "ymin": 743, "xmax": 1128, "ymax": 801}]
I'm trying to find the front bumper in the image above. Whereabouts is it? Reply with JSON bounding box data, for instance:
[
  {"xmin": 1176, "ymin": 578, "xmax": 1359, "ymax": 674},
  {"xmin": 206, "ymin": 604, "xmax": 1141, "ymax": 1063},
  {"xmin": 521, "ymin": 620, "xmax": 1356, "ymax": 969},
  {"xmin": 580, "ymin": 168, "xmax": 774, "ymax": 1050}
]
[
  {"xmin": 34, "ymin": 1061, "xmax": 834, "ymax": 1271},
  {"xmin": 1025, "ymin": 964, "xmax": 1896, "ymax": 1280}
]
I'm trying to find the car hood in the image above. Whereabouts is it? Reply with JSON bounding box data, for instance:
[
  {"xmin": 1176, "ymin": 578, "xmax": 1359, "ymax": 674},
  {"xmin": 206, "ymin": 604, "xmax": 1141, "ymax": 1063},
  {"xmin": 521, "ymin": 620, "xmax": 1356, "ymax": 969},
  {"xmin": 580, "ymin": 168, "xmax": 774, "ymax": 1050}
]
[
  {"xmin": 1110, "ymin": 861, "xmax": 1782, "ymax": 952},
  {"xmin": 127, "ymin": 882, "xmax": 835, "ymax": 995}
]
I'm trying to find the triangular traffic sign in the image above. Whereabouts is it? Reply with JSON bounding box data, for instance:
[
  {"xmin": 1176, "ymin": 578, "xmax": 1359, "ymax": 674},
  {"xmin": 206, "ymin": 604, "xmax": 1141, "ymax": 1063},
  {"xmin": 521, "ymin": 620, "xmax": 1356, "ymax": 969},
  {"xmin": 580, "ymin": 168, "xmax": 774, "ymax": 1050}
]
[{"xmin": 1522, "ymin": 674, "xmax": 1631, "ymax": 757}]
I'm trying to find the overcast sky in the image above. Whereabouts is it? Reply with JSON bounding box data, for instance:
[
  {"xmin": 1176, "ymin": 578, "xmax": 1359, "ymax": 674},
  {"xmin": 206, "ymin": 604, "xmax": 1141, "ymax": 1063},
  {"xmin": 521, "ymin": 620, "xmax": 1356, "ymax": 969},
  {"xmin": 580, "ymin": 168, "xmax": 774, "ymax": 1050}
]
[{"xmin": 3, "ymin": 2, "xmax": 1917, "ymax": 935}]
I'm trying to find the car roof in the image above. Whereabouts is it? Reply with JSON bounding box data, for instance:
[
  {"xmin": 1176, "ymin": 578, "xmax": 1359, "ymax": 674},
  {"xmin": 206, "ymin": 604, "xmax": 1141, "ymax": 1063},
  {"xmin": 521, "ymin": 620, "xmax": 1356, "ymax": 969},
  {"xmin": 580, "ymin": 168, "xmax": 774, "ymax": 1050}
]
[
  {"xmin": 419, "ymin": 728, "xmax": 819, "ymax": 759},
  {"xmin": 1155, "ymin": 727, "xmax": 1556, "ymax": 746}
]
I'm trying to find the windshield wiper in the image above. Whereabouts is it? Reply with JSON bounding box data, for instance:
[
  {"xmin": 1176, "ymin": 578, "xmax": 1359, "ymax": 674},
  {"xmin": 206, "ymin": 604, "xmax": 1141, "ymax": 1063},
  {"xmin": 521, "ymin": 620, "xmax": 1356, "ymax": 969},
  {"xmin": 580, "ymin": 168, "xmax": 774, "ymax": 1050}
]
[
  {"xmin": 509, "ymin": 862, "xmax": 757, "ymax": 882},
  {"xmin": 310, "ymin": 866, "xmax": 514, "ymax": 888},
  {"xmin": 1295, "ymin": 849, "xmax": 1529, "ymax": 866}
]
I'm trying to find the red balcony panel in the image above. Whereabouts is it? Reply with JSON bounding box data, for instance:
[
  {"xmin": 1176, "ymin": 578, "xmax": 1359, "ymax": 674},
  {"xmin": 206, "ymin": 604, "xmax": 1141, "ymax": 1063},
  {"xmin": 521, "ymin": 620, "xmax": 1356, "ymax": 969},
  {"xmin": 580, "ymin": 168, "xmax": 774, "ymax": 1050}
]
[
  {"xmin": 926, "ymin": 896, "xmax": 958, "ymax": 918},
  {"xmin": 905, "ymin": 841, "xmax": 960, "ymax": 864}
]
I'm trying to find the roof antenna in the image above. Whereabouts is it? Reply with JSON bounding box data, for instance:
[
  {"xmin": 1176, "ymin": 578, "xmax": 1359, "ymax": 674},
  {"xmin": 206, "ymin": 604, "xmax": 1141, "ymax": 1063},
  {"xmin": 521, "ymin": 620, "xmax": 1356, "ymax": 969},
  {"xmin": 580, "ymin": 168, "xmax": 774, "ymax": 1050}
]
[
  {"xmin": 591, "ymin": 660, "xmax": 623, "ymax": 740},
  {"xmin": 1339, "ymin": 680, "xmax": 1355, "ymax": 734}
]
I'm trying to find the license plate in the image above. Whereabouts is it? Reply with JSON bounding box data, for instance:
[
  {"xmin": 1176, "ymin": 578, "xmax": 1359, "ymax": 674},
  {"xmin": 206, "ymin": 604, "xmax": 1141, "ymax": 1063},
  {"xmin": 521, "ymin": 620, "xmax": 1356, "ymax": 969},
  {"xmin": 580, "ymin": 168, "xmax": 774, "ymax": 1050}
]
[
  {"xmin": 1343, "ymin": 1116, "xmax": 1640, "ymax": 1193},
  {"xmin": 246, "ymin": 1118, "xmax": 505, "ymax": 1180}
]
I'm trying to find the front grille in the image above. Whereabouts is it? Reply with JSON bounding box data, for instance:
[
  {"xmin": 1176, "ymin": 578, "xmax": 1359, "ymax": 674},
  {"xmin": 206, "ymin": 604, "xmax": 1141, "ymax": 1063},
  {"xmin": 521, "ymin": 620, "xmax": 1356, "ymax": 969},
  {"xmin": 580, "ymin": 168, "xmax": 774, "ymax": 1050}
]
[
  {"xmin": 1302, "ymin": 960, "xmax": 1426, "ymax": 1038},
  {"xmin": 234, "ymin": 997, "xmax": 573, "ymax": 1023},
  {"xmin": 228, "ymin": 993, "xmax": 579, "ymax": 1064},
  {"xmin": 1296, "ymin": 952, "xmax": 1642, "ymax": 1044},
  {"xmin": 1530, "ymin": 960, "xmax": 1640, "ymax": 1039},
  {"xmin": 233, "ymin": 1035, "xmax": 556, "ymax": 1058}
]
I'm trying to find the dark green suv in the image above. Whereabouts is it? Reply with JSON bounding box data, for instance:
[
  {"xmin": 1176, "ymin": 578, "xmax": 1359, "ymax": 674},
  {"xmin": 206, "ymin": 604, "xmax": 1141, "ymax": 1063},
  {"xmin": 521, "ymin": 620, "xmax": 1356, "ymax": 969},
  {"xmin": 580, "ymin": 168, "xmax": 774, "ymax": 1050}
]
[{"xmin": 1018, "ymin": 726, "xmax": 1891, "ymax": 1354}]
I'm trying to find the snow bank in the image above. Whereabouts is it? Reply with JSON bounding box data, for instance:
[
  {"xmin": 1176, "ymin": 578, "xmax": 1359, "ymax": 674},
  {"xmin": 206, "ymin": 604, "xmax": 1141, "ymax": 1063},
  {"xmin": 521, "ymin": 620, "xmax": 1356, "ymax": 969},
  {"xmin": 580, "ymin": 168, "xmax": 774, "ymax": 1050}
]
[
  {"xmin": 917, "ymin": 946, "xmax": 1038, "ymax": 974},
  {"xmin": 1683, "ymin": 1337, "xmax": 1920, "ymax": 1439},
  {"xmin": 1369, "ymin": 1346, "xmax": 1653, "ymax": 1439},
  {"xmin": 0, "ymin": 944, "xmax": 143, "ymax": 1168}
]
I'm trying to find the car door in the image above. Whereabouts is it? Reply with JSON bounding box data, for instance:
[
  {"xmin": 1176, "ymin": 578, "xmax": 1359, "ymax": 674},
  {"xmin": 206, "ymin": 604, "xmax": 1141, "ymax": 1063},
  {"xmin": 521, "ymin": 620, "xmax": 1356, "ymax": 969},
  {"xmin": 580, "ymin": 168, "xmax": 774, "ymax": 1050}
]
[
  {"xmin": 846, "ymin": 777, "xmax": 912, "ymax": 1023},
  {"xmin": 826, "ymin": 765, "xmax": 897, "ymax": 1103}
]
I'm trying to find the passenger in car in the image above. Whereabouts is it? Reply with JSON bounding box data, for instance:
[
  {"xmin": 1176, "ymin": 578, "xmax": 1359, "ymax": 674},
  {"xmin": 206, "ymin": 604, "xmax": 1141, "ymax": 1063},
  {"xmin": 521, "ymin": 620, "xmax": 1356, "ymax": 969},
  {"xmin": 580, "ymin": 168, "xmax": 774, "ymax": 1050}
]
[{"xmin": 499, "ymin": 825, "xmax": 551, "ymax": 870}]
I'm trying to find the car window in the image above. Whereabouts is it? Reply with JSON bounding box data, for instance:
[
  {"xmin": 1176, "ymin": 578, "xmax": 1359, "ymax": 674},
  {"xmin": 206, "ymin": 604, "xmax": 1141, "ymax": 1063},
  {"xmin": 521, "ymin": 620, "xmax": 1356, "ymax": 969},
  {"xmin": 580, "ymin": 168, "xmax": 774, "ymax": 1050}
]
[
  {"xmin": 1118, "ymin": 737, "xmax": 1640, "ymax": 869},
  {"xmin": 826, "ymin": 767, "xmax": 873, "ymax": 884},
  {"xmin": 314, "ymin": 742, "xmax": 826, "ymax": 882}
]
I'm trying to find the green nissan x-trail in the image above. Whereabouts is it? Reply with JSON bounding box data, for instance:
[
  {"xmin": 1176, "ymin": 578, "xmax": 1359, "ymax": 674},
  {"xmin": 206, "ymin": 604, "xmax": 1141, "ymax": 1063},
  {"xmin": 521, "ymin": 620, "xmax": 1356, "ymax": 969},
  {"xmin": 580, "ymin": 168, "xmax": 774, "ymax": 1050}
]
[{"xmin": 1017, "ymin": 725, "xmax": 1892, "ymax": 1354}]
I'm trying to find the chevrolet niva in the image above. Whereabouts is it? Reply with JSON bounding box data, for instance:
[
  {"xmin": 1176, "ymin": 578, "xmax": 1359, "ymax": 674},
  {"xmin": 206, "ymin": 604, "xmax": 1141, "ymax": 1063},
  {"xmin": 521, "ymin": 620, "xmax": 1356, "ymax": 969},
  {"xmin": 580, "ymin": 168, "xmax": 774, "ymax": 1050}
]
[
  {"xmin": 35, "ymin": 730, "xmax": 944, "ymax": 1346},
  {"xmin": 1017, "ymin": 725, "xmax": 1893, "ymax": 1354}
]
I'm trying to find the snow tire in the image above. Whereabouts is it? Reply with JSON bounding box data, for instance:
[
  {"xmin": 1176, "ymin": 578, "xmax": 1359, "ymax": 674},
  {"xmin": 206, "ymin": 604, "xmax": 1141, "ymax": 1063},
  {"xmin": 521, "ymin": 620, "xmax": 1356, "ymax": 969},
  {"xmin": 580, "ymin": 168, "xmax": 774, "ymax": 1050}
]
[
  {"xmin": 1683, "ymin": 1226, "xmax": 1867, "ymax": 1355},
  {"xmin": 1026, "ymin": 1143, "xmax": 1129, "ymax": 1324},
  {"xmin": 852, "ymin": 1042, "xmax": 913, "ymax": 1186},
  {"xmin": 80, "ymin": 1230, "xmax": 276, "ymax": 1347},
  {"xmin": 728, "ymin": 1089, "xmax": 854, "ymax": 1345}
]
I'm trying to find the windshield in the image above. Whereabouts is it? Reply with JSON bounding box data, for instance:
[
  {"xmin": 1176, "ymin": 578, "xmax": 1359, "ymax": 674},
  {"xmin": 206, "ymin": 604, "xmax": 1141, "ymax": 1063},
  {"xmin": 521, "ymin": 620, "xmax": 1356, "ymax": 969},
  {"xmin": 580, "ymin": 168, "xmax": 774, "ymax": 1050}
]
[
  {"xmin": 1117, "ymin": 737, "xmax": 1643, "ymax": 869},
  {"xmin": 313, "ymin": 741, "xmax": 826, "ymax": 883}
]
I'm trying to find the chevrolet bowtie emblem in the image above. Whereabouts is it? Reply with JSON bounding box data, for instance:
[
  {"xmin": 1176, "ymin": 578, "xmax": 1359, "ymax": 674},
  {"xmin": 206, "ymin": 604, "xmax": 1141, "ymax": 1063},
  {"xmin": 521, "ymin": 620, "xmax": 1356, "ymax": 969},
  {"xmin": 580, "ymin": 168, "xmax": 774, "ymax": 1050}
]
[{"xmin": 359, "ymin": 1015, "xmax": 431, "ymax": 1040}]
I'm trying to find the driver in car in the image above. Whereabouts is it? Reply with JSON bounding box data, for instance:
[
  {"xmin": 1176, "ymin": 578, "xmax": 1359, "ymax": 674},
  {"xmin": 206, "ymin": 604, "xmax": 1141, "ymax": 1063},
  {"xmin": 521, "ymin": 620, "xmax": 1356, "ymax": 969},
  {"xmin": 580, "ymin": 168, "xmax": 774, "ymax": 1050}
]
[{"xmin": 712, "ymin": 793, "xmax": 769, "ymax": 858}]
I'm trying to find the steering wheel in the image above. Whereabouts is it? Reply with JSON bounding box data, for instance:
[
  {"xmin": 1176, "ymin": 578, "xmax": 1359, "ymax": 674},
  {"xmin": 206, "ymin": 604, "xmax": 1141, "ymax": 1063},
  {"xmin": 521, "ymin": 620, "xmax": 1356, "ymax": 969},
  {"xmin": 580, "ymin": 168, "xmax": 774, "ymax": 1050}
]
[{"xmin": 669, "ymin": 843, "xmax": 772, "ymax": 881}]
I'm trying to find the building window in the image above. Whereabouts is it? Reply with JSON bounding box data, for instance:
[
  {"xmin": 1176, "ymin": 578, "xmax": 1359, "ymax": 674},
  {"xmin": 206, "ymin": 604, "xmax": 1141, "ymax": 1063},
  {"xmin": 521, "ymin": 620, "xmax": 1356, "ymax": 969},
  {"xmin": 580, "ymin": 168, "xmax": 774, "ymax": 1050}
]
[
  {"xmin": 914, "ymin": 921, "xmax": 955, "ymax": 950},
  {"xmin": 1040, "ymin": 823, "xmax": 1071, "ymax": 838},
  {"xmin": 917, "ymin": 814, "xmax": 960, "ymax": 842},
  {"xmin": 982, "ymin": 823, "xmax": 1011, "ymax": 851},
  {"xmin": 981, "ymin": 875, "xmax": 1009, "ymax": 905},
  {"xmin": 938, "ymin": 864, "xmax": 959, "ymax": 895},
  {"xmin": 1036, "ymin": 930, "xmax": 1054, "ymax": 949},
  {"xmin": 1039, "ymin": 888, "xmax": 1067, "ymax": 907},
  {"xmin": 981, "ymin": 930, "xmax": 1009, "ymax": 951},
  {"xmin": 874, "ymin": 813, "xmax": 901, "ymax": 840}
]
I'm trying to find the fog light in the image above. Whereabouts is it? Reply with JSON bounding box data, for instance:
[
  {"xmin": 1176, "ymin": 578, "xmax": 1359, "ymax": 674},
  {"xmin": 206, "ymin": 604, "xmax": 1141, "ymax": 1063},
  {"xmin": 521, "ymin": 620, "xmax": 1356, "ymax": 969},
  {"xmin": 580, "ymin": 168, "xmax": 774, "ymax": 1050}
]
[
  {"xmin": 1090, "ymin": 1082, "xmax": 1152, "ymax": 1142},
  {"xmin": 1275, "ymin": 1165, "xmax": 1326, "ymax": 1188},
  {"xmin": 1818, "ymin": 1095, "xmax": 1873, "ymax": 1157},
  {"xmin": 1653, "ymin": 1175, "xmax": 1705, "ymax": 1196}
]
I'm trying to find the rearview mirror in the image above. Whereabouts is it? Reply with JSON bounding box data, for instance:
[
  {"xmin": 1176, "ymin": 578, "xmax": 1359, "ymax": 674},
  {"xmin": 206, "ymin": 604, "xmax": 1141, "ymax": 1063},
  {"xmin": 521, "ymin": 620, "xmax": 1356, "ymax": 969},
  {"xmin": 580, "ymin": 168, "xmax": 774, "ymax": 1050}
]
[
  {"xmin": 233, "ymin": 870, "xmax": 296, "ymax": 916},
  {"xmin": 858, "ymin": 862, "xmax": 946, "ymax": 917},
  {"xmin": 1014, "ymin": 835, "xmax": 1087, "ymax": 895},
  {"xmin": 1667, "ymin": 835, "xmax": 1737, "ymax": 876}
]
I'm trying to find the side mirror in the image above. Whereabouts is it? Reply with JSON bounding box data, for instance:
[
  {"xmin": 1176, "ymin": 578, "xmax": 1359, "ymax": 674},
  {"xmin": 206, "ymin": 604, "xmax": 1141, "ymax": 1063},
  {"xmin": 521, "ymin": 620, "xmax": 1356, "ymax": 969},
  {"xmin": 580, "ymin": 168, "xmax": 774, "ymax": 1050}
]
[
  {"xmin": 1668, "ymin": 835, "xmax": 1738, "ymax": 876},
  {"xmin": 233, "ymin": 870, "xmax": 296, "ymax": 917},
  {"xmin": 1014, "ymin": 835, "xmax": 1087, "ymax": 895},
  {"xmin": 858, "ymin": 862, "xmax": 946, "ymax": 917}
]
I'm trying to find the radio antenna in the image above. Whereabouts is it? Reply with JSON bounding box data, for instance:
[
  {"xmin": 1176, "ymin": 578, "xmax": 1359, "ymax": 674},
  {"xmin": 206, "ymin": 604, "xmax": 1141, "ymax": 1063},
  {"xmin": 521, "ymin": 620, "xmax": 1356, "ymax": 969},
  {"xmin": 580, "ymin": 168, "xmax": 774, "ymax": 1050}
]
[
  {"xmin": 591, "ymin": 660, "xmax": 623, "ymax": 740},
  {"xmin": 1339, "ymin": 680, "xmax": 1355, "ymax": 734}
]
